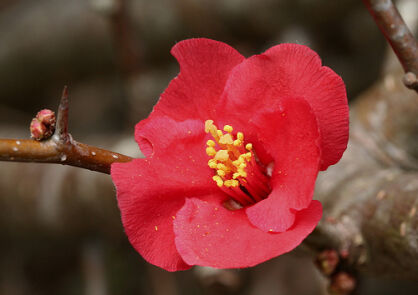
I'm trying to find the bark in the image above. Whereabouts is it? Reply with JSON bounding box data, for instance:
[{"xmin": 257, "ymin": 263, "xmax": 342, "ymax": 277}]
[{"xmin": 308, "ymin": 67, "xmax": 418, "ymax": 280}]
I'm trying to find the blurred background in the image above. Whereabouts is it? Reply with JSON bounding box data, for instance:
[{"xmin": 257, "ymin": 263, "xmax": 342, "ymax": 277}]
[{"xmin": 0, "ymin": 0, "xmax": 417, "ymax": 294}]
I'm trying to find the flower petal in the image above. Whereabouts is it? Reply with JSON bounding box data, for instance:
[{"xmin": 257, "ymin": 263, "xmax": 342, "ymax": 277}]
[
  {"xmin": 173, "ymin": 198, "xmax": 322, "ymax": 268},
  {"xmin": 111, "ymin": 118, "xmax": 220, "ymax": 271},
  {"xmin": 150, "ymin": 38, "xmax": 245, "ymax": 122},
  {"xmin": 220, "ymin": 43, "xmax": 348, "ymax": 170},
  {"xmin": 244, "ymin": 98, "xmax": 321, "ymax": 232}
]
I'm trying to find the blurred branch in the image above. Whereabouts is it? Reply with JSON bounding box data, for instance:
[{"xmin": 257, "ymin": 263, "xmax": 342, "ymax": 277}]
[
  {"xmin": 307, "ymin": 69, "xmax": 418, "ymax": 282},
  {"xmin": 0, "ymin": 87, "xmax": 132, "ymax": 174},
  {"xmin": 363, "ymin": 0, "xmax": 418, "ymax": 91},
  {"xmin": 109, "ymin": 0, "xmax": 140, "ymax": 78}
]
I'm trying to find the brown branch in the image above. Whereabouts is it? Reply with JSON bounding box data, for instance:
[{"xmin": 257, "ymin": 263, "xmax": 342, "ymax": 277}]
[
  {"xmin": 0, "ymin": 87, "xmax": 133, "ymax": 174},
  {"xmin": 306, "ymin": 69, "xmax": 418, "ymax": 281},
  {"xmin": 0, "ymin": 139, "xmax": 132, "ymax": 174},
  {"xmin": 363, "ymin": 0, "xmax": 418, "ymax": 91},
  {"xmin": 109, "ymin": 0, "xmax": 140, "ymax": 78}
]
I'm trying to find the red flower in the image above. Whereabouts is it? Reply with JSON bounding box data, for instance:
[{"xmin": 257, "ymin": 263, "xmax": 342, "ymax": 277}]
[{"xmin": 111, "ymin": 38, "xmax": 349, "ymax": 271}]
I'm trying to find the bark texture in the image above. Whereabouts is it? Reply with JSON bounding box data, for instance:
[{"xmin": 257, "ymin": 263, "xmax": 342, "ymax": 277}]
[{"xmin": 309, "ymin": 67, "xmax": 418, "ymax": 279}]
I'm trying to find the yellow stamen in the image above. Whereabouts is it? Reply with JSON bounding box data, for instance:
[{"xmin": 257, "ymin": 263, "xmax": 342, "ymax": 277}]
[
  {"xmin": 204, "ymin": 120, "xmax": 214, "ymax": 133},
  {"xmin": 206, "ymin": 147, "xmax": 216, "ymax": 156},
  {"xmin": 212, "ymin": 175, "xmax": 224, "ymax": 187},
  {"xmin": 217, "ymin": 169, "xmax": 226, "ymax": 177},
  {"xmin": 217, "ymin": 163, "xmax": 228, "ymax": 171},
  {"xmin": 223, "ymin": 125, "xmax": 233, "ymax": 133},
  {"xmin": 219, "ymin": 134, "xmax": 234, "ymax": 145},
  {"xmin": 208, "ymin": 160, "xmax": 218, "ymax": 169},
  {"xmin": 205, "ymin": 120, "xmax": 255, "ymax": 188},
  {"xmin": 214, "ymin": 150, "xmax": 229, "ymax": 162},
  {"xmin": 224, "ymin": 179, "xmax": 239, "ymax": 187},
  {"xmin": 207, "ymin": 140, "xmax": 216, "ymax": 147},
  {"xmin": 233, "ymin": 139, "xmax": 242, "ymax": 146}
]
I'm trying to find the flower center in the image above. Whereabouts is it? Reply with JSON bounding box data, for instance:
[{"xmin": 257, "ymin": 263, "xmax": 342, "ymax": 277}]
[{"xmin": 204, "ymin": 120, "xmax": 271, "ymax": 207}]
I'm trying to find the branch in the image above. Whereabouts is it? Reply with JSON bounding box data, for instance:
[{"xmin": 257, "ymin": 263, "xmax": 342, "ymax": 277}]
[
  {"xmin": 0, "ymin": 87, "xmax": 132, "ymax": 174},
  {"xmin": 363, "ymin": 0, "xmax": 418, "ymax": 91},
  {"xmin": 306, "ymin": 69, "xmax": 418, "ymax": 281}
]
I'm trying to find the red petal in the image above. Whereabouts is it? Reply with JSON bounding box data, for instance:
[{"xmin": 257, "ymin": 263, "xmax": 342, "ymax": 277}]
[
  {"xmin": 150, "ymin": 38, "xmax": 244, "ymax": 122},
  {"xmin": 220, "ymin": 43, "xmax": 348, "ymax": 170},
  {"xmin": 245, "ymin": 98, "xmax": 321, "ymax": 232},
  {"xmin": 173, "ymin": 198, "xmax": 322, "ymax": 268},
  {"xmin": 111, "ymin": 118, "xmax": 221, "ymax": 271}
]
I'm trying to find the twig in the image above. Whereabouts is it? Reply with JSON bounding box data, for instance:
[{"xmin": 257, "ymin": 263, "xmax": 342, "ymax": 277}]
[
  {"xmin": 109, "ymin": 0, "xmax": 140, "ymax": 78},
  {"xmin": 0, "ymin": 87, "xmax": 132, "ymax": 174},
  {"xmin": 306, "ymin": 69, "xmax": 418, "ymax": 280},
  {"xmin": 363, "ymin": 0, "xmax": 418, "ymax": 92}
]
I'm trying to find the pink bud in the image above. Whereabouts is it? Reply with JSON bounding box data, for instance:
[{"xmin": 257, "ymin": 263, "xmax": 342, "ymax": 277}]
[
  {"xmin": 30, "ymin": 118, "xmax": 47, "ymax": 140},
  {"xmin": 330, "ymin": 272, "xmax": 356, "ymax": 295},
  {"xmin": 36, "ymin": 109, "xmax": 56, "ymax": 129},
  {"xmin": 316, "ymin": 249, "xmax": 339, "ymax": 276},
  {"xmin": 30, "ymin": 109, "xmax": 56, "ymax": 140}
]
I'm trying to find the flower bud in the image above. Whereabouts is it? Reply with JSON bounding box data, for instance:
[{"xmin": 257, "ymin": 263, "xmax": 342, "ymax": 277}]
[
  {"xmin": 36, "ymin": 109, "xmax": 56, "ymax": 129},
  {"xmin": 30, "ymin": 118, "xmax": 47, "ymax": 140},
  {"xmin": 315, "ymin": 249, "xmax": 339, "ymax": 276},
  {"xmin": 30, "ymin": 109, "xmax": 56, "ymax": 140}
]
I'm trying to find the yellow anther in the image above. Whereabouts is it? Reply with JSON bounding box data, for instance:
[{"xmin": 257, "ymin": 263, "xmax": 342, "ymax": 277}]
[
  {"xmin": 204, "ymin": 120, "xmax": 214, "ymax": 133},
  {"xmin": 217, "ymin": 163, "xmax": 228, "ymax": 171},
  {"xmin": 206, "ymin": 147, "xmax": 216, "ymax": 156},
  {"xmin": 205, "ymin": 121, "xmax": 255, "ymax": 186},
  {"xmin": 224, "ymin": 179, "xmax": 239, "ymax": 188},
  {"xmin": 214, "ymin": 150, "xmax": 229, "ymax": 162},
  {"xmin": 224, "ymin": 180, "xmax": 233, "ymax": 187},
  {"xmin": 219, "ymin": 134, "xmax": 233, "ymax": 145},
  {"xmin": 206, "ymin": 140, "xmax": 216, "ymax": 147},
  {"xmin": 223, "ymin": 125, "xmax": 233, "ymax": 133},
  {"xmin": 233, "ymin": 139, "xmax": 242, "ymax": 146},
  {"xmin": 212, "ymin": 175, "xmax": 224, "ymax": 187},
  {"xmin": 209, "ymin": 126, "xmax": 219, "ymax": 138},
  {"xmin": 217, "ymin": 169, "xmax": 226, "ymax": 177},
  {"xmin": 232, "ymin": 159, "xmax": 243, "ymax": 167},
  {"xmin": 208, "ymin": 160, "xmax": 218, "ymax": 169}
]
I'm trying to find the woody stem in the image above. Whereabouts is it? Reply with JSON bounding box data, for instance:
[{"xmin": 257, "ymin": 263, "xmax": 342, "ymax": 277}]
[
  {"xmin": 0, "ymin": 87, "xmax": 132, "ymax": 174},
  {"xmin": 363, "ymin": 0, "xmax": 418, "ymax": 92}
]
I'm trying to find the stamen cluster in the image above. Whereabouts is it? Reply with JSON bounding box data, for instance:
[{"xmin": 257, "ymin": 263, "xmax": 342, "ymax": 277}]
[
  {"xmin": 205, "ymin": 120, "xmax": 253, "ymax": 187},
  {"xmin": 205, "ymin": 120, "xmax": 270, "ymax": 206}
]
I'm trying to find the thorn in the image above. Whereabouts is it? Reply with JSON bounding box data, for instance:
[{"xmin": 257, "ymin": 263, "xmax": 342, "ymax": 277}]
[{"xmin": 56, "ymin": 86, "xmax": 69, "ymax": 142}]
